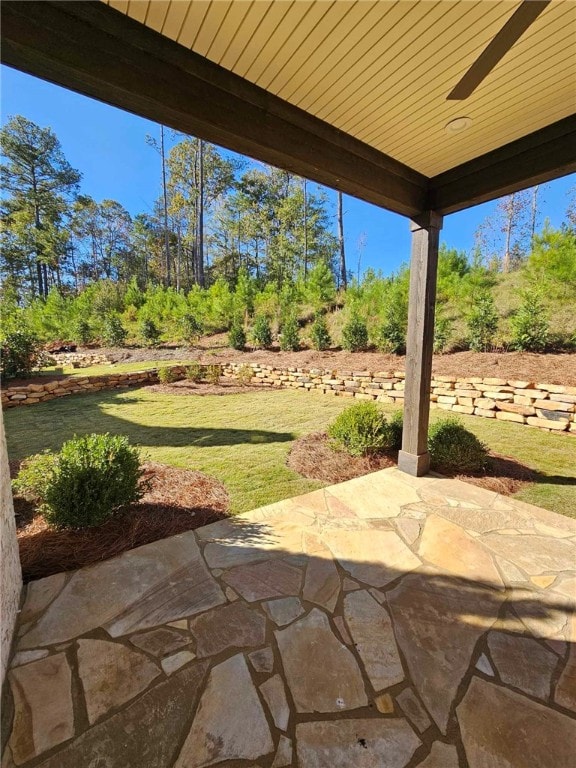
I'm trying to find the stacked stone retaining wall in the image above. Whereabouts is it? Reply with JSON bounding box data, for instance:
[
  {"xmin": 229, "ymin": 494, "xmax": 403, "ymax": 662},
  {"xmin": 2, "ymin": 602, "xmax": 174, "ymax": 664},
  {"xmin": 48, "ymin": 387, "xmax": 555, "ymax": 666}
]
[{"xmin": 2, "ymin": 362, "xmax": 575, "ymax": 436}]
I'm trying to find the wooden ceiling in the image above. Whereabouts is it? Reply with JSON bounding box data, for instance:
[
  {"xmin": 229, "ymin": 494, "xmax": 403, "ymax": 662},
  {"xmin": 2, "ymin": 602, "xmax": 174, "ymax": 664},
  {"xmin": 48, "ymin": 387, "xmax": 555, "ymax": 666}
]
[
  {"xmin": 105, "ymin": 0, "xmax": 576, "ymax": 178},
  {"xmin": 1, "ymin": 1, "xmax": 575, "ymax": 218}
]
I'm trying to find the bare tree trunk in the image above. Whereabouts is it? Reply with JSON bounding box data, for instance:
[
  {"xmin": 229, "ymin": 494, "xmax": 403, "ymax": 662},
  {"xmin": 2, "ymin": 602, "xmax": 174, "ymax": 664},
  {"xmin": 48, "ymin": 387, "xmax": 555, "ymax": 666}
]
[
  {"xmin": 531, "ymin": 185, "xmax": 539, "ymax": 243},
  {"xmin": 502, "ymin": 194, "xmax": 514, "ymax": 273},
  {"xmin": 303, "ymin": 178, "xmax": 308, "ymax": 279},
  {"xmin": 337, "ymin": 191, "xmax": 347, "ymax": 289},
  {"xmin": 197, "ymin": 139, "xmax": 205, "ymax": 287},
  {"xmin": 161, "ymin": 125, "xmax": 171, "ymax": 286},
  {"xmin": 176, "ymin": 224, "xmax": 181, "ymax": 292}
]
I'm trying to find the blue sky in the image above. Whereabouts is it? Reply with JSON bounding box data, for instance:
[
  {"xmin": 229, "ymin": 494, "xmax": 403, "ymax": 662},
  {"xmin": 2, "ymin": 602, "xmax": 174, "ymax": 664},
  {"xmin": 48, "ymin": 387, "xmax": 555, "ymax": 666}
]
[{"xmin": 2, "ymin": 66, "xmax": 574, "ymax": 278}]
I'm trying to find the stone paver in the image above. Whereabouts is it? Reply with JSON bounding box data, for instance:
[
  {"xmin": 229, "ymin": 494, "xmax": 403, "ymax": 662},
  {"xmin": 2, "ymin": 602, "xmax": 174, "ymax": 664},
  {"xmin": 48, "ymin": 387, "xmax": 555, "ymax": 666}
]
[
  {"xmin": 5, "ymin": 468, "xmax": 575, "ymax": 767},
  {"xmin": 77, "ymin": 639, "xmax": 161, "ymax": 724},
  {"xmin": 276, "ymin": 608, "xmax": 368, "ymax": 712},
  {"xmin": 343, "ymin": 590, "xmax": 404, "ymax": 691},
  {"xmin": 174, "ymin": 654, "xmax": 273, "ymax": 767},
  {"xmin": 8, "ymin": 653, "xmax": 74, "ymax": 764},
  {"xmin": 296, "ymin": 719, "xmax": 420, "ymax": 768},
  {"xmin": 457, "ymin": 676, "xmax": 576, "ymax": 768},
  {"xmin": 188, "ymin": 600, "xmax": 266, "ymax": 657}
]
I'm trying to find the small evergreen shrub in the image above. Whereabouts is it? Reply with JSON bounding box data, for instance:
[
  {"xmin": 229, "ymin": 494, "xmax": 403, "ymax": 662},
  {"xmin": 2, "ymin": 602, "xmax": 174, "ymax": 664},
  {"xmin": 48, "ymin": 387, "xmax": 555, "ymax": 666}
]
[
  {"xmin": 102, "ymin": 314, "xmax": 127, "ymax": 347},
  {"xmin": 0, "ymin": 329, "xmax": 42, "ymax": 379},
  {"xmin": 250, "ymin": 315, "xmax": 272, "ymax": 348},
  {"xmin": 428, "ymin": 417, "xmax": 488, "ymax": 474},
  {"xmin": 388, "ymin": 410, "xmax": 404, "ymax": 451},
  {"xmin": 158, "ymin": 366, "xmax": 177, "ymax": 384},
  {"xmin": 140, "ymin": 318, "xmax": 161, "ymax": 347},
  {"xmin": 206, "ymin": 364, "xmax": 221, "ymax": 385},
  {"xmin": 328, "ymin": 401, "xmax": 398, "ymax": 457},
  {"xmin": 186, "ymin": 362, "xmax": 204, "ymax": 382},
  {"xmin": 433, "ymin": 313, "xmax": 453, "ymax": 354},
  {"xmin": 14, "ymin": 434, "xmax": 144, "ymax": 529},
  {"xmin": 342, "ymin": 314, "xmax": 368, "ymax": 352},
  {"xmin": 73, "ymin": 318, "xmax": 93, "ymax": 345},
  {"xmin": 180, "ymin": 313, "xmax": 203, "ymax": 344},
  {"xmin": 377, "ymin": 307, "xmax": 406, "ymax": 354},
  {"xmin": 228, "ymin": 321, "xmax": 247, "ymax": 350},
  {"xmin": 510, "ymin": 289, "xmax": 549, "ymax": 352},
  {"xmin": 310, "ymin": 315, "xmax": 331, "ymax": 351},
  {"xmin": 467, "ymin": 293, "xmax": 498, "ymax": 352},
  {"xmin": 236, "ymin": 364, "xmax": 254, "ymax": 386},
  {"xmin": 280, "ymin": 316, "xmax": 300, "ymax": 351}
]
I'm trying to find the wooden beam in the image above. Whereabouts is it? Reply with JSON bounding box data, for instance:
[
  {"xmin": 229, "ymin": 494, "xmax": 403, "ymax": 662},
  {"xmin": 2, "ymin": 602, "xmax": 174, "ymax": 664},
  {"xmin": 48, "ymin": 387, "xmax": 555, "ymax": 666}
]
[
  {"xmin": 0, "ymin": 1, "xmax": 427, "ymax": 218},
  {"xmin": 398, "ymin": 211, "xmax": 443, "ymax": 478},
  {"xmin": 429, "ymin": 115, "xmax": 576, "ymax": 214},
  {"xmin": 447, "ymin": 1, "xmax": 551, "ymax": 101}
]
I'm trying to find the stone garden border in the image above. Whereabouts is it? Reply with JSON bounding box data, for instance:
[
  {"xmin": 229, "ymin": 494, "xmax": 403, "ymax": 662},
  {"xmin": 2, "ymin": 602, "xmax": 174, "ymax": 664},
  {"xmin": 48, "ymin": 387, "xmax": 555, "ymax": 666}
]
[{"xmin": 2, "ymin": 363, "xmax": 575, "ymax": 436}]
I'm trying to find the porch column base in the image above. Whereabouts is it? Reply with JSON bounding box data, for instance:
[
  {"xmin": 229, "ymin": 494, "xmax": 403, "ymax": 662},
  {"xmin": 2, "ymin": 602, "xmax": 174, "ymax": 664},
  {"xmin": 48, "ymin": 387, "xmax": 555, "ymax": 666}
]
[{"xmin": 397, "ymin": 450, "xmax": 430, "ymax": 477}]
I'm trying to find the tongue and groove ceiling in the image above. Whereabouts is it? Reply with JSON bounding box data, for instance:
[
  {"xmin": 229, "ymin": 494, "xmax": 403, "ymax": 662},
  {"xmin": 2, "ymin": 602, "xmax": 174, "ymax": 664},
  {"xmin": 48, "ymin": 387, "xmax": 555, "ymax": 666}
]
[
  {"xmin": 105, "ymin": 0, "xmax": 576, "ymax": 178},
  {"xmin": 1, "ymin": 1, "xmax": 575, "ymax": 217}
]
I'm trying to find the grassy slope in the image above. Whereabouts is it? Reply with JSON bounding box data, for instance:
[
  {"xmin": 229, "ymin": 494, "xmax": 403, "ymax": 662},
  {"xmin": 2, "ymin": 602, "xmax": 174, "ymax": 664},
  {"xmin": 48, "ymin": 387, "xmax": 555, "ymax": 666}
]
[{"xmin": 5, "ymin": 388, "xmax": 575, "ymax": 516}]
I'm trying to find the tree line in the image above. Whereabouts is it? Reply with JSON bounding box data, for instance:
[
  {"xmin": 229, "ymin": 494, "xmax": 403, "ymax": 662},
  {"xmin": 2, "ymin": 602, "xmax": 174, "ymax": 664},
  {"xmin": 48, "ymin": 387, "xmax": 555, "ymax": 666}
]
[
  {"xmin": 1, "ymin": 115, "xmax": 575, "ymax": 359},
  {"xmin": 1, "ymin": 115, "xmax": 345, "ymax": 299}
]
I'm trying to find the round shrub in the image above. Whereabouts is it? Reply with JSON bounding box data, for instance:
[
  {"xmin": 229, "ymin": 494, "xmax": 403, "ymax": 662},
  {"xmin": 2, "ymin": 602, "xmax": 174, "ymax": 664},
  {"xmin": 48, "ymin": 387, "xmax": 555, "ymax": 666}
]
[
  {"xmin": 310, "ymin": 315, "xmax": 331, "ymax": 351},
  {"xmin": 236, "ymin": 364, "xmax": 254, "ymax": 386},
  {"xmin": 280, "ymin": 316, "xmax": 300, "ymax": 351},
  {"xmin": 428, "ymin": 417, "xmax": 488, "ymax": 474},
  {"xmin": 342, "ymin": 314, "xmax": 368, "ymax": 352},
  {"xmin": 328, "ymin": 401, "xmax": 399, "ymax": 457},
  {"xmin": 206, "ymin": 364, "xmax": 221, "ymax": 385},
  {"xmin": 14, "ymin": 434, "xmax": 144, "ymax": 529},
  {"xmin": 102, "ymin": 314, "xmax": 127, "ymax": 347},
  {"xmin": 250, "ymin": 315, "xmax": 272, "ymax": 348},
  {"xmin": 0, "ymin": 329, "xmax": 42, "ymax": 379},
  {"xmin": 228, "ymin": 321, "xmax": 247, "ymax": 350},
  {"xmin": 388, "ymin": 410, "xmax": 404, "ymax": 451}
]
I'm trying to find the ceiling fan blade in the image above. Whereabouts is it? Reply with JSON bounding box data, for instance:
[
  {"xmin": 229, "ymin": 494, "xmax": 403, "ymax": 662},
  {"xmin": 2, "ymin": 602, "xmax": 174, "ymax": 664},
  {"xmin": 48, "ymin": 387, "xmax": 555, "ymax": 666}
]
[{"xmin": 447, "ymin": 0, "xmax": 550, "ymax": 100}]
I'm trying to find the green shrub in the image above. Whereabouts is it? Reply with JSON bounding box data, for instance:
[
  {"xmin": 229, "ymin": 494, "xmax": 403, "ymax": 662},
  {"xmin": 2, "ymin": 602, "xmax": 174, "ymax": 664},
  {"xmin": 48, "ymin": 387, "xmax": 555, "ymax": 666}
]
[
  {"xmin": 140, "ymin": 318, "xmax": 161, "ymax": 347},
  {"xmin": 250, "ymin": 315, "xmax": 272, "ymax": 348},
  {"xmin": 0, "ymin": 329, "xmax": 42, "ymax": 379},
  {"xmin": 342, "ymin": 314, "xmax": 368, "ymax": 352},
  {"xmin": 14, "ymin": 434, "xmax": 144, "ymax": 529},
  {"xmin": 377, "ymin": 306, "xmax": 406, "ymax": 354},
  {"xmin": 510, "ymin": 289, "xmax": 549, "ymax": 352},
  {"xmin": 388, "ymin": 410, "xmax": 404, "ymax": 451},
  {"xmin": 180, "ymin": 313, "xmax": 203, "ymax": 344},
  {"xmin": 236, "ymin": 364, "xmax": 254, "ymax": 386},
  {"xmin": 328, "ymin": 401, "xmax": 399, "ymax": 457},
  {"xmin": 433, "ymin": 312, "xmax": 453, "ymax": 354},
  {"xmin": 158, "ymin": 366, "xmax": 178, "ymax": 384},
  {"xmin": 467, "ymin": 293, "xmax": 498, "ymax": 352},
  {"xmin": 310, "ymin": 314, "xmax": 331, "ymax": 351},
  {"xmin": 280, "ymin": 316, "xmax": 300, "ymax": 351},
  {"xmin": 186, "ymin": 362, "xmax": 204, "ymax": 382},
  {"xmin": 428, "ymin": 417, "xmax": 488, "ymax": 474},
  {"xmin": 228, "ymin": 321, "xmax": 247, "ymax": 350},
  {"xmin": 206, "ymin": 364, "xmax": 221, "ymax": 385},
  {"xmin": 73, "ymin": 318, "xmax": 93, "ymax": 345},
  {"xmin": 102, "ymin": 314, "xmax": 127, "ymax": 347}
]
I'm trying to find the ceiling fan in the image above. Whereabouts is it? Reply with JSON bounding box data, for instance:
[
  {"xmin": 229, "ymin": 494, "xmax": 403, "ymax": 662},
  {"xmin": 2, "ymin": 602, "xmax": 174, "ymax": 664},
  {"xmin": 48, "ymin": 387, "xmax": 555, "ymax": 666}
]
[{"xmin": 447, "ymin": 0, "xmax": 550, "ymax": 100}]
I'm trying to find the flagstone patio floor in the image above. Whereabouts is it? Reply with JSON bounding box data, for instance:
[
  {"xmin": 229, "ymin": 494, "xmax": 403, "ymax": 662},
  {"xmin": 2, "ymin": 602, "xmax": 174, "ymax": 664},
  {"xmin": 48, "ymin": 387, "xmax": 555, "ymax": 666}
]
[{"xmin": 2, "ymin": 467, "xmax": 576, "ymax": 767}]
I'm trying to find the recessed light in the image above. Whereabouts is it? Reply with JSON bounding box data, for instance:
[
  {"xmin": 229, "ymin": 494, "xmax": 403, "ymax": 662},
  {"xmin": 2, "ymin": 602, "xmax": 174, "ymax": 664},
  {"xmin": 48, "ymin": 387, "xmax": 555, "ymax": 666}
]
[{"xmin": 445, "ymin": 117, "xmax": 473, "ymax": 134}]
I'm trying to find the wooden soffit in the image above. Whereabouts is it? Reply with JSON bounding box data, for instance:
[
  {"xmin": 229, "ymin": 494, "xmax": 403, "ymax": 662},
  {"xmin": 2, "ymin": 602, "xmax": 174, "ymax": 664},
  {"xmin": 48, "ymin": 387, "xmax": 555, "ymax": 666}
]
[{"xmin": 1, "ymin": 1, "xmax": 575, "ymax": 218}]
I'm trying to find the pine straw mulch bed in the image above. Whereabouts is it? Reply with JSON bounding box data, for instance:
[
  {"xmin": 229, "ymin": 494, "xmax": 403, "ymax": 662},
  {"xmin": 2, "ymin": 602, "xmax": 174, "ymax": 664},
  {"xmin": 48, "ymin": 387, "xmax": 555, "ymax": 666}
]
[
  {"xmin": 287, "ymin": 433, "xmax": 536, "ymax": 496},
  {"xmin": 148, "ymin": 379, "xmax": 268, "ymax": 396},
  {"xmin": 14, "ymin": 462, "xmax": 230, "ymax": 582}
]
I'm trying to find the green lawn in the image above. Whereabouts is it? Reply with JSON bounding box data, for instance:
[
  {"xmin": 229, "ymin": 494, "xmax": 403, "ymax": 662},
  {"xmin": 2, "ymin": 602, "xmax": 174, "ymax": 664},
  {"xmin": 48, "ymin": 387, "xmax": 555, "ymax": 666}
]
[
  {"xmin": 41, "ymin": 359, "xmax": 195, "ymax": 377},
  {"xmin": 4, "ymin": 388, "xmax": 576, "ymax": 516}
]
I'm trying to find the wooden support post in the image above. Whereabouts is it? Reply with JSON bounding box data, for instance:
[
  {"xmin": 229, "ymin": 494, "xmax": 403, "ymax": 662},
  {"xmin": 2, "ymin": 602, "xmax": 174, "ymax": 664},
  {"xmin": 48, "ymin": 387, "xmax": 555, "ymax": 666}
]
[{"xmin": 398, "ymin": 211, "xmax": 443, "ymax": 477}]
